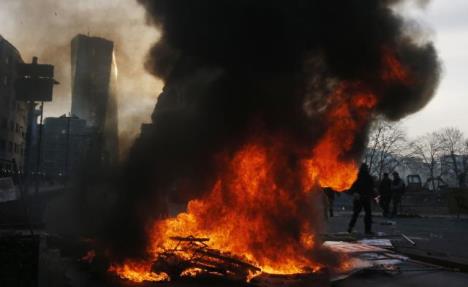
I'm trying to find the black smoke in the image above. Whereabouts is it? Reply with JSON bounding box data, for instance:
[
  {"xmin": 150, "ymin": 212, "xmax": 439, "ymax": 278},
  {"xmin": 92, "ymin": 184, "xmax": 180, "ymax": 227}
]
[{"xmin": 104, "ymin": 0, "xmax": 440, "ymax": 260}]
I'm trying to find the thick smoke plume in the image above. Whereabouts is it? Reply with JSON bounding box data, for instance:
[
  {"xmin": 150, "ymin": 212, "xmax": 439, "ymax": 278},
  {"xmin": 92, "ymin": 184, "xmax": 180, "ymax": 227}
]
[{"xmin": 105, "ymin": 0, "xmax": 440, "ymax": 261}]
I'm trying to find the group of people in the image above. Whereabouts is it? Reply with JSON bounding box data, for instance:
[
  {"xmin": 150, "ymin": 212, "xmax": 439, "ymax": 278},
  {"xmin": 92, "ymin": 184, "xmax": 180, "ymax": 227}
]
[
  {"xmin": 346, "ymin": 163, "xmax": 406, "ymax": 235},
  {"xmin": 378, "ymin": 171, "xmax": 406, "ymax": 218}
]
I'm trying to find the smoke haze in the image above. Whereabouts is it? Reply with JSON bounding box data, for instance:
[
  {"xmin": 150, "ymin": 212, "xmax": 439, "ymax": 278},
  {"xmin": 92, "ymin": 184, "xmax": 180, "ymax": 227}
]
[{"xmin": 0, "ymin": 0, "xmax": 163, "ymax": 154}]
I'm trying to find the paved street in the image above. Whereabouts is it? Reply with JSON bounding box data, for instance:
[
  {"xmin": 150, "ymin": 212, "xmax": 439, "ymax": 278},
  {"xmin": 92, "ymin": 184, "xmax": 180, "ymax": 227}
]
[
  {"xmin": 326, "ymin": 213, "xmax": 468, "ymax": 259},
  {"xmin": 326, "ymin": 213, "xmax": 468, "ymax": 286}
]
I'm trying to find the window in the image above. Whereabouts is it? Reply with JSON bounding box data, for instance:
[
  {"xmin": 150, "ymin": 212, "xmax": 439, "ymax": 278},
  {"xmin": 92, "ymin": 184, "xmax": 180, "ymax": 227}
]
[
  {"xmin": 0, "ymin": 140, "xmax": 5, "ymax": 151},
  {"xmin": 7, "ymin": 142, "xmax": 12, "ymax": 153}
]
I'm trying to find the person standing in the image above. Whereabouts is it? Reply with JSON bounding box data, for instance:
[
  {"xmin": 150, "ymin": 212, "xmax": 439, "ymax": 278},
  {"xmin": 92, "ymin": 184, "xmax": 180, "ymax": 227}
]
[
  {"xmin": 348, "ymin": 163, "xmax": 375, "ymax": 234},
  {"xmin": 391, "ymin": 171, "xmax": 405, "ymax": 217},
  {"xmin": 378, "ymin": 173, "xmax": 392, "ymax": 217}
]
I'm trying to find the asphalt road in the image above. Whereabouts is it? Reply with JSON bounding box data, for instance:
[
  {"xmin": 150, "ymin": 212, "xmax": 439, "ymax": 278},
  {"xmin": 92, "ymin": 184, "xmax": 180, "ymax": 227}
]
[
  {"xmin": 326, "ymin": 213, "xmax": 468, "ymax": 259},
  {"xmin": 327, "ymin": 213, "xmax": 468, "ymax": 286}
]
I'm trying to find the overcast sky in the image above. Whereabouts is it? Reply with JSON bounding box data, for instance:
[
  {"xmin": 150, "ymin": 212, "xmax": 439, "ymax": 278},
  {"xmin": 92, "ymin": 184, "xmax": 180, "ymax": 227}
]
[
  {"xmin": 0, "ymin": 0, "xmax": 466, "ymax": 140},
  {"xmin": 401, "ymin": 0, "xmax": 468, "ymax": 137}
]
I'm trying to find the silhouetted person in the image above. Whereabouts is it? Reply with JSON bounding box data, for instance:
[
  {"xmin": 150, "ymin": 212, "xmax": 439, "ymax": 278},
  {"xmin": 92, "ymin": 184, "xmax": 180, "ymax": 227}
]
[
  {"xmin": 391, "ymin": 171, "xmax": 405, "ymax": 217},
  {"xmin": 323, "ymin": 187, "xmax": 336, "ymax": 218},
  {"xmin": 348, "ymin": 163, "xmax": 375, "ymax": 234},
  {"xmin": 379, "ymin": 173, "xmax": 392, "ymax": 217}
]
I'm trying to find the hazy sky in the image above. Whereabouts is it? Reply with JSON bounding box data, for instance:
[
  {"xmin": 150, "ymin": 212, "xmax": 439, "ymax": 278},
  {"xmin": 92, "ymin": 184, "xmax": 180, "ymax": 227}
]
[
  {"xmin": 0, "ymin": 0, "xmax": 163, "ymax": 150},
  {"xmin": 0, "ymin": 0, "xmax": 466, "ymax": 140},
  {"xmin": 400, "ymin": 0, "xmax": 468, "ymax": 137}
]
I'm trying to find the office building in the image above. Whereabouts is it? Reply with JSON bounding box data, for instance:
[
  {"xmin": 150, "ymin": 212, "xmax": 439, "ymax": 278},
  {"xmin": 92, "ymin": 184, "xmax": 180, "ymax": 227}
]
[
  {"xmin": 41, "ymin": 115, "xmax": 95, "ymax": 179},
  {"xmin": 0, "ymin": 35, "xmax": 28, "ymax": 174},
  {"xmin": 71, "ymin": 34, "xmax": 119, "ymax": 167}
]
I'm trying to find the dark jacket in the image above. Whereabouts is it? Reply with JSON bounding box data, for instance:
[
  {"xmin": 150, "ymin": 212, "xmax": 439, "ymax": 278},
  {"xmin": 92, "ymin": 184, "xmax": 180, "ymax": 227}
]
[
  {"xmin": 349, "ymin": 171, "xmax": 375, "ymax": 200},
  {"xmin": 391, "ymin": 177, "xmax": 405, "ymax": 195},
  {"xmin": 379, "ymin": 177, "xmax": 392, "ymax": 197}
]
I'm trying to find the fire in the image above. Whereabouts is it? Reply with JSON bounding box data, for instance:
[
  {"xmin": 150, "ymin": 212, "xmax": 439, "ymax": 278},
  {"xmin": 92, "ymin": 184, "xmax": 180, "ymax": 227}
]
[
  {"xmin": 382, "ymin": 48, "xmax": 413, "ymax": 85},
  {"xmin": 110, "ymin": 82, "xmax": 376, "ymax": 281},
  {"xmin": 150, "ymin": 145, "xmax": 320, "ymax": 275},
  {"xmin": 109, "ymin": 260, "xmax": 169, "ymax": 283},
  {"xmin": 180, "ymin": 268, "xmax": 203, "ymax": 278},
  {"xmin": 303, "ymin": 83, "xmax": 377, "ymax": 191},
  {"xmin": 109, "ymin": 47, "xmax": 411, "ymax": 283}
]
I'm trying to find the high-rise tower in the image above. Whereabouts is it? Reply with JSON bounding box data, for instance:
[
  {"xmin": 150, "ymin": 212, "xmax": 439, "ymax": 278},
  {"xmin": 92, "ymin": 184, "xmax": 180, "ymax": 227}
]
[{"xmin": 71, "ymin": 34, "xmax": 118, "ymax": 166}]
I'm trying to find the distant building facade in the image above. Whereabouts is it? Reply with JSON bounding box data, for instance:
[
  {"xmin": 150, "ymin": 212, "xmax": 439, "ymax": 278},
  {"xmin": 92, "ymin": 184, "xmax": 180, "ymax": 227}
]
[
  {"xmin": 0, "ymin": 35, "xmax": 27, "ymax": 175},
  {"xmin": 41, "ymin": 115, "xmax": 95, "ymax": 179},
  {"xmin": 71, "ymin": 34, "xmax": 119, "ymax": 167}
]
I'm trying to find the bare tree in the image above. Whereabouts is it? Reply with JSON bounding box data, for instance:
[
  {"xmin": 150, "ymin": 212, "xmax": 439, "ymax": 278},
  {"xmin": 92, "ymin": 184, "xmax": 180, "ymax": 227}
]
[
  {"xmin": 439, "ymin": 127, "xmax": 467, "ymax": 188},
  {"xmin": 408, "ymin": 132, "xmax": 444, "ymax": 192},
  {"xmin": 364, "ymin": 120, "xmax": 407, "ymax": 180}
]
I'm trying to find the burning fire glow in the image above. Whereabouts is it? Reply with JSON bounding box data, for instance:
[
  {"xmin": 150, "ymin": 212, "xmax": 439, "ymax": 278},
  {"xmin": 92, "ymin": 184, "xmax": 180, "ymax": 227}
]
[
  {"xmin": 109, "ymin": 49, "xmax": 411, "ymax": 282},
  {"xmin": 303, "ymin": 83, "xmax": 377, "ymax": 192},
  {"xmin": 109, "ymin": 260, "xmax": 169, "ymax": 283}
]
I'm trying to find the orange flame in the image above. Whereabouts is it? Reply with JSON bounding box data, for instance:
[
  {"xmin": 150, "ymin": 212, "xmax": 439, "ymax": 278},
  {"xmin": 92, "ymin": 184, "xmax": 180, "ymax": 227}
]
[
  {"xmin": 151, "ymin": 146, "xmax": 321, "ymax": 275},
  {"xmin": 110, "ymin": 82, "xmax": 377, "ymax": 281},
  {"xmin": 303, "ymin": 83, "xmax": 377, "ymax": 191},
  {"xmin": 108, "ymin": 260, "xmax": 169, "ymax": 283},
  {"xmin": 381, "ymin": 48, "xmax": 413, "ymax": 85},
  {"xmin": 109, "ymin": 47, "xmax": 411, "ymax": 282}
]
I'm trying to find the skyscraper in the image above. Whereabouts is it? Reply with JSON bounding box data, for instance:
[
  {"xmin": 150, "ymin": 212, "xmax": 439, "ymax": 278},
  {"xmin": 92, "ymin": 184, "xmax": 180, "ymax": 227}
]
[{"xmin": 71, "ymin": 34, "xmax": 119, "ymax": 166}]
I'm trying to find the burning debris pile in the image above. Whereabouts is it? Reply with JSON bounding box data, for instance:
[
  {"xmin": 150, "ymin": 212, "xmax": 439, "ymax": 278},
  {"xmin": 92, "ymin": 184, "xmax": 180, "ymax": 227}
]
[
  {"xmin": 150, "ymin": 236, "xmax": 261, "ymax": 281},
  {"xmin": 102, "ymin": 0, "xmax": 440, "ymax": 283}
]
